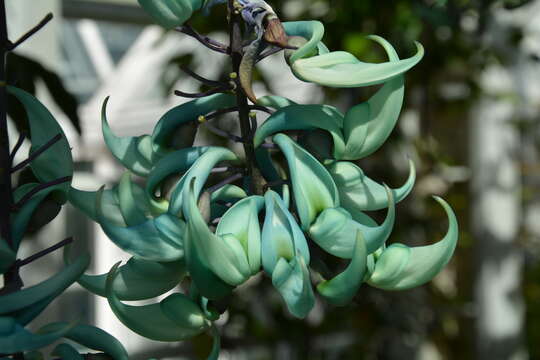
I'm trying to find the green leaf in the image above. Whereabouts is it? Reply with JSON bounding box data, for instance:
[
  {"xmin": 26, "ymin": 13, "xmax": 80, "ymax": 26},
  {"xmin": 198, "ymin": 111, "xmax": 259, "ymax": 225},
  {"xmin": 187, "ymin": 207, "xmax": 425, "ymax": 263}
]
[
  {"xmin": 327, "ymin": 159, "xmax": 415, "ymax": 211},
  {"xmin": 261, "ymin": 190, "xmax": 310, "ymax": 274},
  {"xmin": 0, "ymin": 238, "xmax": 16, "ymax": 274},
  {"xmin": 368, "ymin": 196, "xmax": 458, "ymax": 290},
  {"xmin": 138, "ymin": 0, "xmax": 205, "ymax": 29},
  {"xmin": 0, "ymin": 254, "xmax": 89, "ymax": 314},
  {"xmin": 309, "ymin": 185, "xmax": 395, "ymax": 258},
  {"xmin": 106, "ymin": 263, "xmax": 210, "ymax": 342},
  {"xmin": 254, "ymin": 105, "xmax": 346, "ymax": 159},
  {"xmin": 274, "ymin": 134, "xmax": 339, "ymax": 229},
  {"xmin": 97, "ymin": 188, "xmax": 185, "ymax": 262},
  {"xmin": 317, "ymin": 231, "xmax": 367, "ymax": 306},
  {"xmin": 272, "ymin": 254, "xmax": 315, "ymax": 319},
  {"xmin": 216, "ymin": 196, "xmax": 265, "ymax": 275},
  {"xmin": 342, "ymin": 36, "xmax": 405, "ymax": 159},
  {"xmin": 7, "ymin": 86, "xmax": 73, "ymax": 195},
  {"xmin": 40, "ymin": 322, "xmax": 129, "ymax": 360}
]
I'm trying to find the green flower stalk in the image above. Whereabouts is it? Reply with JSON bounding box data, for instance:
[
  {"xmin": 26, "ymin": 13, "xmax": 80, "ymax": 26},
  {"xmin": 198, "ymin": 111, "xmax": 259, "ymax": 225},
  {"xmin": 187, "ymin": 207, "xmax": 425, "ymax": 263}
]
[{"xmin": 44, "ymin": 0, "xmax": 459, "ymax": 358}]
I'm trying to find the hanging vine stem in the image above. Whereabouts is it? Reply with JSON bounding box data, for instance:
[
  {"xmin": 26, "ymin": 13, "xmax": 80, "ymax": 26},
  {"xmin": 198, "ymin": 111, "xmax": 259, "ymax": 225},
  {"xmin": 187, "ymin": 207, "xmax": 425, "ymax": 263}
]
[
  {"xmin": 228, "ymin": 0, "xmax": 259, "ymax": 195},
  {"xmin": 176, "ymin": 23, "xmax": 230, "ymax": 54}
]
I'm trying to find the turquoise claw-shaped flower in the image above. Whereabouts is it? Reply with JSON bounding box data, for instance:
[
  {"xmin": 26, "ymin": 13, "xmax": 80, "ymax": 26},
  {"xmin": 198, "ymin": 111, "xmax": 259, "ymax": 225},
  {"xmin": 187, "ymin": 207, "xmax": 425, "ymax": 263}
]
[
  {"xmin": 327, "ymin": 159, "xmax": 416, "ymax": 212},
  {"xmin": 273, "ymin": 133, "xmax": 339, "ymax": 230},
  {"xmin": 282, "ymin": 21, "xmax": 424, "ymax": 88},
  {"xmin": 261, "ymin": 190, "xmax": 314, "ymax": 318},
  {"xmin": 309, "ymin": 185, "xmax": 395, "ymax": 258},
  {"xmin": 367, "ymin": 196, "xmax": 458, "ymax": 290},
  {"xmin": 138, "ymin": 0, "xmax": 207, "ymax": 29}
]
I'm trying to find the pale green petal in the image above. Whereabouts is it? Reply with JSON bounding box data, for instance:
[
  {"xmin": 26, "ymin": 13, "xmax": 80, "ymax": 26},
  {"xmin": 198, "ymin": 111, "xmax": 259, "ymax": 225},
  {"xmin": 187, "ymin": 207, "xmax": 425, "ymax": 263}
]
[
  {"xmin": 272, "ymin": 254, "xmax": 315, "ymax": 319},
  {"xmin": 65, "ymin": 247, "xmax": 185, "ymax": 300},
  {"xmin": 145, "ymin": 146, "xmax": 210, "ymax": 212},
  {"xmin": 106, "ymin": 263, "xmax": 209, "ymax": 342},
  {"xmin": 368, "ymin": 196, "xmax": 458, "ymax": 290},
  {"xmin": 282, "ymin": 21, "xmax": 325, "ymax": 63},
  {"xmin": 261, "ymin": 191, "xmax": 310, "ymax": 274},
  {"xmin": 317, "ymin": 232, "xmax": 367, "ymax": 306},
  {"xmin": 0, "ymin": 254, "xmax": 89, "ymax": 314},
  {"xmin": 210, "ymin": 184, "xmax": 247, "ymax": 220},
  {"xmin": 343, "ymin": 36, "xmax": 404, "ymax": 159},
  {"xmin": 327, "ymin": 159, "xmax": 415, "ymax": 211},
  {"xmin": 291, "ymin": 42, "xmax": 424, "ymax": 88},
  {"xmin": 256, "ymin": 95, "xmax": 297, "ymax": 110},
  {"xmin": 183, "ymin": 179, "xmax": 250, "ymax": 285},
  {"xmin": 216, "ymin": 196, "xmax": 264, "ymax": 274},
  {"xmin": 254, "ymin": 105, "xmax": 345, "ymax": 159},
  {"xmin": 274, "ymin": 134, "xmax": 338, "ymax": 229},
  {"xmin": 97, "ymin": 189, "xmax": 185, "ymax": 262},
  {"xmin": 309, "ymin": 186, "xmax": 394, "ymax": 258},
  {"xmin": 151, "ymin": 94, "xmax": 236, "ymax": 150},
  {"xmin": 68, "ymin": 186, "xmax": 125, "ymax": 226},
  {"xmin": 7, "ymin": 86, "xmax": 73, "ymax": 196},
  {"xmin": 118, "ymin": 172, "xmax": 148, "ymax": 226},
  {"xmin": 168, "ymin": 147, "xmax": 240, "ymax": 216},
  {"xmin": 102, "ymin": 97, "xmax": 155, "ymax": 177},
  {"xmin": 138, "ymin": 0, "xmax": 205, "ymax": 29}
]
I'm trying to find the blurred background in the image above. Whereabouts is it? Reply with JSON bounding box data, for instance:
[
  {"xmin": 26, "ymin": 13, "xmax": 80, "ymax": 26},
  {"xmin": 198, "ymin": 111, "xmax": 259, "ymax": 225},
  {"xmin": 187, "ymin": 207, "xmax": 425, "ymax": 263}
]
[{"xmin": 5, "ymin": 0, "xmax": 540, "ymax": 359}]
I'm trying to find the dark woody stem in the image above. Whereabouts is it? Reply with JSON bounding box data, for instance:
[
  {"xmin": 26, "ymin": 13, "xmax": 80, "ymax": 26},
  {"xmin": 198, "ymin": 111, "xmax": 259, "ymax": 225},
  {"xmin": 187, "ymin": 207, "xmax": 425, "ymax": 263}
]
[
  {"xmin": 11, "ymin": 133, "xmax": 62, "ymax": 173},
  {"xmin": 228, "ymin": 0, "xmax": 259, "ymax": 194},
  {"xmin": 176, "ymin": 23, "xmax": 230, "ymax": 54}
]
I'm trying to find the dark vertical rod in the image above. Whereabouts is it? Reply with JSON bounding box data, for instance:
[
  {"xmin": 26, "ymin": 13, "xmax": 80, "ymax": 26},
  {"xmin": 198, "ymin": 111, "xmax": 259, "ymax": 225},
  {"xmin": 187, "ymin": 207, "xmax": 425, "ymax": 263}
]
[
  {"xmin": 228, "ymin": 0, "xmax": 257, "ymax": 194},
  {"xmin": 0, "ymin": 0, "xmax": 14, "ymax": 249}
]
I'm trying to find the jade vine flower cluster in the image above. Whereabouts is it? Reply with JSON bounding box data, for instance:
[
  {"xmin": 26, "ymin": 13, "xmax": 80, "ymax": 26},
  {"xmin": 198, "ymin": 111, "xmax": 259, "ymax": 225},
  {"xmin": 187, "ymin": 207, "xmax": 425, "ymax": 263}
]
[{"xmin": 61, "ymin": 0, "xmax": 454, "ymax": 358}]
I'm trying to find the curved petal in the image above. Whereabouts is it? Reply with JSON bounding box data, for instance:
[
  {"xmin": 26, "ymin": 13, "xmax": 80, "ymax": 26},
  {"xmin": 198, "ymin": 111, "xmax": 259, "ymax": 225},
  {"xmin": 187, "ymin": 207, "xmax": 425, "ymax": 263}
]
[
  {"xmin": 68, "ymin": 186, "xmax": 125, "ymax": 226},
  {"xmin": 151, "ymin": 94, "xmax": 236, "ymax": 150},
  {"xmin": 316, "ymin": 231, "xmax": 367, "ymax": 306},
  {"xmin": 210, "ymin": 184, "xmax": 247, "ymax": 220},
  {"xmin": 118, "ymin": 172, "xmax": 148, "ymax": 226},
  {"xmin": 342, "ymin": 36, "xmax": 405, "ymax": 159},
  {"xmin": 261, "ymin": 190, "xmax": 310, "ymax": 274},
  {"xmin": 183, "ymin": 179, "xmax": 250, "ymax": 285},
  {"xmin": 138, "ymin": 0, "xmax": 205, "ymax": 29},
  {"xmin": 256, "ymin": 95, "xmax": 297, "ymax": 110},
  {"xmin": 290, "ymin": 42, "xmax": 424, "ymax": 88},
  {"xmin": 102, "ymin": 97, "xmax": 155, "ymax": 177},
  {"xmin": 52, "ymin": 343, "xmax": 83, "ymax": 360},
  {"xmin": 309, "ymin": 186, "xmax": 395, "ymax": 257},
  {"xmin": 0, "ymin": 254, "xmax": 89, "ymax": 314},
  {"xmin": 42, "ymin": 323, "xmax": 129, "ymax": 360},
  {"xmin": 145, "ymin": 146, "xmax": 210, "ymax": 211},
  {"xmin": 168, "ymin": 147, "xmax": 240, "ymax": 216},
  {"xmin": 282, "ymin": 21, "xmax": 325, "ymax": 64},
  {"xmin": 7, "ymin": 86, "xmax": 73, "ymax": 197},
  {"xmin": 216, "ymin": 196, "xmax": 265, "ymax": 274},
  {"xmin": 368, "ymin": 196, "xmax": 458, "ymax": 290},
  {"xmin": 274, "ymin": 134, "xmax": 338, "ymax": 229},
  {"xmin": 65, "ymin": 248, "xmax": 185, "ymax": 301},
  {"xmin": 97, "ymin": 189, "xmax": 185, "ymax": 262},
  {"xmin": 0, "ymin": 320, "xmax": 72, "ymax": 353},
  {"xmin": 106, "ymin": 263, "xmax": 209, "ymax": 342},
  {"xmin": 272, "ymin": 254, "xmax": 315, "ymax": 319},
  {"xmin": 327, "ymin": 159, "xmax": 415, "ymax": 211},
  {"xmin": 254, "ymin": 105, "xmax": 346, "ymax": 159}
]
